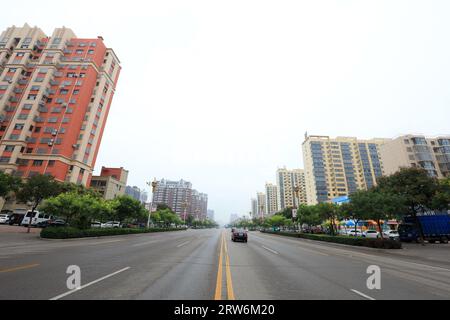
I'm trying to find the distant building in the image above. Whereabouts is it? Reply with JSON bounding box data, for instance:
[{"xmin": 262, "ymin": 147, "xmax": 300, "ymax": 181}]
[
  {"xmin": 265, "ymin": 183, "xmax": 279, "ymax": 215},
  {"xmin": 90, "ymin": 167, "xmax": 128, "ymax": 200},
  {"xmin": 276, "ymin": 167, "xmax": 307, "ymax": 209},
  {"xmin": 256, "ymin": 192, "xmax": 266, "ymax": 218},
  {"xmin": 152, "ymin": 179, "xmax": 208, "ymax": 220},
  {"xmin": 230, "ymin": 213, "xmax": 239, "ymax": 224},
  {"xmin": 251, "ymin": 198, "xmax": 257, "ymax": 218},
  {"xmin": 380, "ymin": 135, "xmax": 450, "ymax": 178},
  {"xmin": 125, "ymin": 186, "xmax": 141, "ymax": 201},
  {"xmin": 140, "ymin": 191, "xmax": 148, "ymax": 204},
  {"xmin": 207, "ymin": 209, "xmax": 215, "ymax": 221}
]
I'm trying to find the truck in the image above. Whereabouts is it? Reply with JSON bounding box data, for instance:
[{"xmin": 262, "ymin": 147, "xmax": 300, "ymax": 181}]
[{"xmin": 398, "ymin": 213, "xmax": 450, "ymax": 243}]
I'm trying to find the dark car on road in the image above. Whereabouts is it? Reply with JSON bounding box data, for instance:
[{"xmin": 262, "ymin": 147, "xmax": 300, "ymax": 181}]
[
  {"xmin": 8, "ymin": 213, "xmax": 25, "ymax": 226},
  {"xmin": 231, "ymin": 229, "xmax": 248, "ymax": 243}
]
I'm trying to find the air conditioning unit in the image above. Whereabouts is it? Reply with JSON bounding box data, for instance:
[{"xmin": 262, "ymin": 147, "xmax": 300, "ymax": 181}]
[
  {"xmin": 72, "ymin": 144, "xmax": 79, "ymax": 149},
  {"xmin": 52, "ymin": 130, "xmax": 57, "ymax": 136},
  {"xmin": 62, "ymin": 103, "xmax": 68, "ymax": 108},
  {"xmin": 48, "ymin": 142, "xmax": 53, "ymax": 146}
]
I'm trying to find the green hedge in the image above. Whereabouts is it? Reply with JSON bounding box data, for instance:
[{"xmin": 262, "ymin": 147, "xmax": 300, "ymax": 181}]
[
  {"xmin": 41, "ymin": 227, "xmax": 187, "ymax": 239},
  {"xmin": 261, "ymin": 230, "xmax": 402, "ymax": 249}
]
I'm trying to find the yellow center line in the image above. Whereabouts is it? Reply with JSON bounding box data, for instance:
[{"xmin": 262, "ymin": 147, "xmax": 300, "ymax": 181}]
[
  {"xmin": 0, "ymin": 263, "xmax": 40, "ymax": 273},
  {"xmin": 223, "ymin": 235, "xmax": 235, "ymax": 300},
  {"xmin": 214, "ymin": 231, "xmax": 224, "ymax": 300}
]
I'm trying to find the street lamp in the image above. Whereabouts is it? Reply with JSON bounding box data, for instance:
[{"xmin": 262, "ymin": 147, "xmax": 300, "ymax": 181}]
[
  {"xmin": 293, "ymin": 185, "xmax": 300, "ymax": 231},
  {"xmin": 182, "ymin": 201, "xmax": 188, "ymax": 224},
  {"xmin": 146, "ymin": 178, "xmax": 158, "ymax": 228}
]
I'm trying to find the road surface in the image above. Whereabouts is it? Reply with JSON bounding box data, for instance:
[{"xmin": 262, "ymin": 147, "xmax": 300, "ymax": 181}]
[{"xmin": 0, "ymin": 228, "xmax": 449, "ymax": 300}]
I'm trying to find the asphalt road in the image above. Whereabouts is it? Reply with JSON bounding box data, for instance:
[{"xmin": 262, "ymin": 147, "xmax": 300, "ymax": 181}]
[{"xmin": 0, "ymin": 228, "xmax": 449, "ymax": 300}]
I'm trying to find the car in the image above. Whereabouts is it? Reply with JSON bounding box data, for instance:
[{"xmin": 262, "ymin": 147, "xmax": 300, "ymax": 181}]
[
  {"xmin": 91, "ymin": 221, "xmax": 102, "ymax": 228},
  {"xmin": 362, "ymin": 230, "xmax": 381, "ymax": 239},
  {"xmin": 347, "ymin": 230, "xmax": 363, "ymax": 237},
  {"xmin": 231, "ymin": 229, "xmax": 248, "ymax": 243},
  {"xmin": 0, "ymin": 214, "xmax": 9, "ymax": 224},
  {"xmin": 383, "ymin": 230, "xmax": 400, "ymax": 241},
  {"xmin": 21, "ymin": 211, "xmax": 55, "ymax": 227},
  {"xmin": 101, "ymin": 221, "xmax": 121, "ymax": 229},
  {"xmin": 37, "ymin": 219, "xmax": 67, "ymax": 228},
  {"xmin": 8, "ymin": 213, "xmax": 25, "ymax": 226}
]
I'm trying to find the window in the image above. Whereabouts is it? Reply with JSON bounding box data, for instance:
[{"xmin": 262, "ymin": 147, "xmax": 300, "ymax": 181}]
[
  {"xmin": 26, "ymin": 148, "xmax": 33, "ymax": 154},
  {"xmin": 48, "ymin": 160, "xmax": 55, "ymax": 167},
  {"xmin": 23, "ymin": 104, "xmax": 33, "ymax": 110},
  {"xmin": 27, "ymin": 94, "xmax": 37, "ymax": 100},
  {"xmin": 73, "ymin": 90, "xmax": 79, "ymax": 95},
  {"xmin": 18, "ymin": 114, "xmax": 28, "ymax": 120},
  {"xmin": 30, "ymin": 85, "xmax": 40, "ymax": 91},
  {"xmin": 5, "ymin": 145, "xmax": 15, "ymax": 152},
  {"xmin": 14, "ymin": 124, "xmax": 24, "ymax": 130},
  {"xmin": 60, "ymin": 89, "xmax": 69, "ymax": 95},
  {"xmin": 48, "ymin": 117, "xmax": 58, "ymax": 123},
  {"xmin": 88, "ymin": 49, "xmax": 94, "ymax": 54},
  {"xmin": 0, "ymin": 126, "xmax": 6, "ymax": 131},
  {"xmin": 76, "ymin": 49, "xmax": 84, "ymax": 54},
  {"xmin": 34, "ymin": 127, "xmax": 41, "ymax": 133},
  {"xmin": 33, "ymin": 160, "xmax": 44, "ymax": 166}
]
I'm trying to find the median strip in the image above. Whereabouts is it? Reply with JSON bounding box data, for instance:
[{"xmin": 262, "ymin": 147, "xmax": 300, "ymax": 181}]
[
  {"xmin": 49, "ymin": 267, "xmax": 131, "ymax": 300},
  {"xmin": 0, "ymin": 263, "xmax": 40, "ymax": 273}
]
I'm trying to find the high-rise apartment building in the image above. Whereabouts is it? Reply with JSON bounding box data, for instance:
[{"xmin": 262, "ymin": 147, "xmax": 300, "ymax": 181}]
[
  {"xmin": 265, "ymin": 183, "xmax": 279, "ymax": 215},
  {"xmin": 276, "ymin": 167, "xmax": 307, "ymax": 209},
  {"xmin": 0, "ymin": 24, "xmax": 120, "ymax": 186},
  {"xmin": 125, "ymin": 185, "xmax": 142, "ymax": 202},
  {"xmin": 256, "ymin": 192, "xmax": 266, "ymax": 218},
  {"xmin": 152, "ymin": 179, "xmax": 208, "ymax": 220},
  {"xmin": 380, "ymin": 135, "xmax": 450, "ymax": 178},
  {"xmin": 302, "ymin": 135, "xmax": 388, "ymax": 205},
  {"xmin": 207, "ymin": 209, "xmax": 215, "ymax": 221},
  {"xmin": 251, "ymin": 198, "xmax": 257, "ymax": 218}
]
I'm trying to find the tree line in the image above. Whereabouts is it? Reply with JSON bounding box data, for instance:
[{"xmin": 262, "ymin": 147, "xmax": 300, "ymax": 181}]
[{"xmin": 234, "ymin": 168, "xmax": 450, "ymax": 241}]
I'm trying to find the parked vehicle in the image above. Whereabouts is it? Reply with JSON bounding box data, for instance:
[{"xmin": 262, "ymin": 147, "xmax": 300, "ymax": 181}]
[
  {"xmin": 383, "ymin": 230, "xmax": 400, "ymax": 241},
  {"xmin": 91, "ymin": 221, "xmax": 102, "ymax": 228},
  {"xmin": 101, "ymin": 221, "xmax": 121, "ymax": 229},
  {"xmin": 399, "ymin": 214, "xmax": 450, "ymax": 243},
  {"xmin": 21, "ymin": 211, "xmax": 55, "ymax": 227},
  {"xmin": 37, "ymin": 219, "xmax": 67, "ymax": 228},
  {"xmin": 8, "ymin": 213, "xmax": 25, "ymax": 226},
  {"xmin": 231, "ymin": 229, "xmax": 248, "ymax": 243},
  {"xmin": 347, "ymin": 230, "xmax": 363, "ymax": 237},
  {"xmin": 0, "ymin": 214, "xmax": 9, "ymax": 224},
  {"xmin": 362, "ymin": 230, "xmax": 380, "ymax": 239}
]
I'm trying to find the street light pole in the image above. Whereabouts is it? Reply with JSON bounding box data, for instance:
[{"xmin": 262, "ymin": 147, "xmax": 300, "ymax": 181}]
[
  {"xmin": 146, "ymin": 178, "xmax": 158, "ymax": 229},
  {"xmin": 294, "ymin": 185, "xmax": 300, "ymax": 231}
]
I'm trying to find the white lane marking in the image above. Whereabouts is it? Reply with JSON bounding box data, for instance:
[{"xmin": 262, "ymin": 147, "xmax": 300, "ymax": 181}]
[
  {"xmin": 49, "ymin": 267, "xmax": 130, "ymax": 300},
  {"xmin": 262, "ymin": 245, "xmax": 279, "ymax": 255},
  {"xmin": 298, "ymin": 246, "xmax": 329, "ymax": 256},
  {"xmin": 82, "ymin": 240, "xmax": 123, "ymax": 246},
  {"xmin": 132, "ymin": 240, "xmax": 160, "ymax": 247},
  {"xmin": 350, "ymin": 289, "xmax": 376, "ymax": 300},
  {"xmin": 177, "ymin": 241, "xmax": 191, "ymax": 248}
]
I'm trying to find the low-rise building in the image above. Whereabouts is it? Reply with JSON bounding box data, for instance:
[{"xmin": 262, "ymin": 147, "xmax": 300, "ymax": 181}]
[{"xmin": 90, "ymin": 167, "xmax": 128, "ymax": 200}]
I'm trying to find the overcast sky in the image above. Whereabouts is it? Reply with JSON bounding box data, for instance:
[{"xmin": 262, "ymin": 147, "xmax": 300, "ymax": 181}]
[{"xmin": 3, "ymin": 0, "xmax": 450, "ymax": 224}]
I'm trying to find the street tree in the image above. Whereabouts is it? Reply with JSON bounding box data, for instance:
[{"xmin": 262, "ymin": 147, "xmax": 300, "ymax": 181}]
[
  {"xmin": 315, "ymin": 203, "xmax": 341, "ymax": 236},
  {"xmin": 376, "ymin": 167, "xmax": 446, "ymax": 242},
  {"xmin": 17, "ymin": 174, "xmax": 61, "ymax": 233},
  {"xmin": 111, "ymin": 195, "xmax": 147, "ymax": 224},
  {"xmin": 0, "ymin": 171, "xmax": 22, "ymax": 199}
]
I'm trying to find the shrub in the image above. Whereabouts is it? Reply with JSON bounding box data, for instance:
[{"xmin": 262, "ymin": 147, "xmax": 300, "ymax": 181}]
[
  {"xmin": 260, "ymin": 230, "xmax": 402, "ymax": 249},
  {"xmin": 41, "ymin": 227, "xmax": 186, "ymax": 239}
]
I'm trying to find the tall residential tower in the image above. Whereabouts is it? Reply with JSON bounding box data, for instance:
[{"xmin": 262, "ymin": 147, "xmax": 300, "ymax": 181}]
[{"xmin": 0, "ymin": 24, "xmax": 120, "ymax": 186}]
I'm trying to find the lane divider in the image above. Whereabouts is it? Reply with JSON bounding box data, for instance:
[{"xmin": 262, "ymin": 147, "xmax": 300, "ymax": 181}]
[
  {"xmin": 350, "ymin": 289, "xmax": 376, "ymax": 300},
  {"xmin": 262, "ymin": 245, "xmax": 279, "ymax": 255},
  {"xmin": 0, "ymin": 263, "xmax": 40, "ymax": 273},
  {"xmin": 50, "ymin": 267, "xmax": 130, "ymax": 300},
  {"xmin": 176, "ymin": 241, "xmax": 191, "ymax": 248},
  {"xmin": 214, "ymin": 231, "xmax": 236, "ymax": 300}
]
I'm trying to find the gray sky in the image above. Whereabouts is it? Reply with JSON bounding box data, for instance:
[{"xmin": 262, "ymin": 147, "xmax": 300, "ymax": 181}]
[{"xmin": 4, "ymin": 0, "xmax": 450, "ymax": 224}]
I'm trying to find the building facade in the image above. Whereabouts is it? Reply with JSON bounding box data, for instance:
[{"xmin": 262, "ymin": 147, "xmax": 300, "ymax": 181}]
[
  {"xmin": 265, "ymin": 183, "xmax": 279, "ymax": 215},
  {"xmin": 125, "ymin": 185, "xmax": 142, "ymax": 202},
  {"xmin": 207, "ymin": 209, "xmax": 215, "ymax": 221},
  {"xmin": 302, "ymin": 135, "xmax": 388, "ymax": 205},
  {"xmin": 276, "ymin": 167, "xmax": 307, "ymax": 210},
  {"xmin": 90, "ymin": 167, "xmax": 128, "ymax": 200},
  {"xmin": 256, "ymin": 192, "xmax": 266, "ymax": 218},
  {"xmin": 251, "ymin": 198, "xmax": 257, "ymax": 218},
  {"xmin": 380, "ymin": 135, "xmax": 450, "ymax": 178},
  {"xmin": 152, "ymin": 179, "xmax": 208, "ymax": 220},
  {"xmin": 0, "ymin": 24, "xmax": 120, "ymax": 187}
]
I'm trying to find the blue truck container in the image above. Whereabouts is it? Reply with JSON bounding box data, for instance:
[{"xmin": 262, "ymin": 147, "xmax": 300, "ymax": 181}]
[{"xmin": 398, "ymin": 213, "xmax": 450, "ymax": 243}]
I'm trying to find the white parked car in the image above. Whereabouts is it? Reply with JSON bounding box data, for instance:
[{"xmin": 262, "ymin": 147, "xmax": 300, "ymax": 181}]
[
  {"xmin": 347, "ymin": 230, "xmax": 363, "ymax": 237},
  {"xmin": 101, "ymin": 221, "xmax": 121, "ymax": 229},
  {"xmin": 0, "ymin": 214, "xmax": 10, "ymax": 224},
  {"xmin": 21, "ymin": 211, "xmax": 55, "ymax": 227},
  {"xmin": 383, "ymin": 230, "xmax": 400, "ymax": 240},
  {"xmin": 363, "ymin": 230, "xmax": 381, "ymax": 239},
  {"xmin": 91, "ymin": 221, "xmax": 102, "ymax": 229}
]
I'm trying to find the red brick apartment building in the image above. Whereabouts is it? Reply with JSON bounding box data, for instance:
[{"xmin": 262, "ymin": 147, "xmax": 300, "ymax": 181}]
[{"xmin": 0, "ymin": 24, "xmax": 120, "ymax": 189}]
